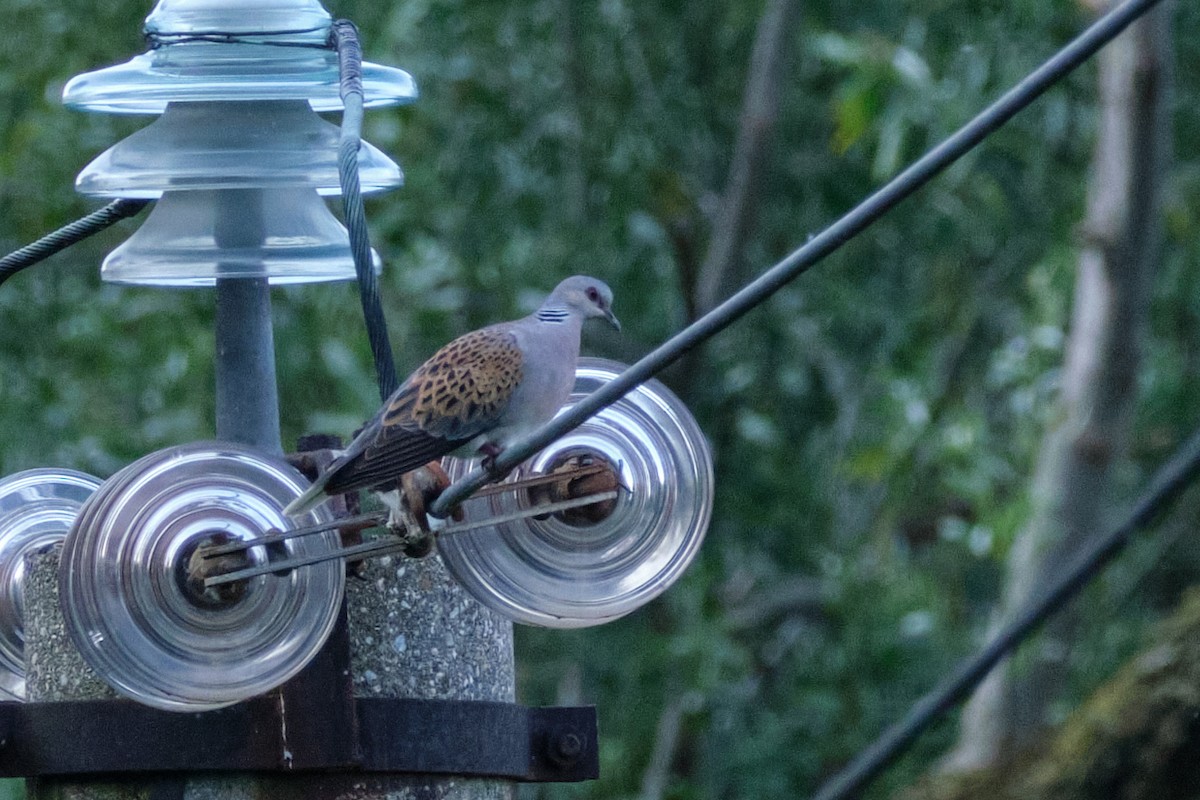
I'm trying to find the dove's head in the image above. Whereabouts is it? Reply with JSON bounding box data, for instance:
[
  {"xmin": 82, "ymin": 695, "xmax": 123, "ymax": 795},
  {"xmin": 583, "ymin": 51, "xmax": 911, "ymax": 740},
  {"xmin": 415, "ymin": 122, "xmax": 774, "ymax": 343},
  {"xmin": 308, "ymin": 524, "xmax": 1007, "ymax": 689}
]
[{"xmin": 547, "ymin": 275, "xmax": 621, "ymax": 331}]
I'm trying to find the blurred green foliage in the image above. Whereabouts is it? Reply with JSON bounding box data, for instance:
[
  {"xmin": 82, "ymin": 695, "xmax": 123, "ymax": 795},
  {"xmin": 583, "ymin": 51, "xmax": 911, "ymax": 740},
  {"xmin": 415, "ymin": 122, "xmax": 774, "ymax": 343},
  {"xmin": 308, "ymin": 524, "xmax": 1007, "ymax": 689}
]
[{"xmin": 2, "ymin": 1, "xmax": 1200, "ymax": 798}]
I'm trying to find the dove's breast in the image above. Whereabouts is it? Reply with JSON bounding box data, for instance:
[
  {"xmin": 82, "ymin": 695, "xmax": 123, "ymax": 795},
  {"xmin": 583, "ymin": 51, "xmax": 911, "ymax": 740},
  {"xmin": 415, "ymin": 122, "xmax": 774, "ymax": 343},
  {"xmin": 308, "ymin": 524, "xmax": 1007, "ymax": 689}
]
[{"xmin": 489, "ymin": 317, "xmax": 583, "ymax": 447}]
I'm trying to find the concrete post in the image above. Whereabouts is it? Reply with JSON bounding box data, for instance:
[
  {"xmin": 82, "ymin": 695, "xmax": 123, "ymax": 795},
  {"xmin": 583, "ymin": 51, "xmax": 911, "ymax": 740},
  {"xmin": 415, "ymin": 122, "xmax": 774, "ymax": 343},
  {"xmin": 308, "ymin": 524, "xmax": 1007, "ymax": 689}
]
[{"xmin": 342, "ymin": 554, "xmax": 516, "ymax": 799}]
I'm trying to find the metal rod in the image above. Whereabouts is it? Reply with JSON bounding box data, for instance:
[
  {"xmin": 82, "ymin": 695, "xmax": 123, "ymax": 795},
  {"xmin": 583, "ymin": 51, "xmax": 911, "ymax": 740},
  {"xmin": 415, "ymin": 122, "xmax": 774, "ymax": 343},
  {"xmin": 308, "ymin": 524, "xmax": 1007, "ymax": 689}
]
[
  {"xmin": 203, "ymin": 490, "xmax": 620, "ymax": 588},
  {"xmin": 199, "ymin": 511, "xmax": 388, "ymax": 558},
  {"xmin": 438, "ymin": 490, "xmax": 620, "ymax": 536},
  {"xmin": 467, "ymin": 463, "xmax": 610, "ymax": 499},
  {"xmin": 215, "ymin": 276, "xmax": 282, "ymax": 453},
  {"xmin": 429, "ymin": 0, "xmax": 1167, "ymax": 518},
  {"xmin": 204, "ymin": 536, "xmax": 412, "ymax": 588},
  {"xmin": 213, "ymin": 188, "xmax": 282, "ymax": 453}
]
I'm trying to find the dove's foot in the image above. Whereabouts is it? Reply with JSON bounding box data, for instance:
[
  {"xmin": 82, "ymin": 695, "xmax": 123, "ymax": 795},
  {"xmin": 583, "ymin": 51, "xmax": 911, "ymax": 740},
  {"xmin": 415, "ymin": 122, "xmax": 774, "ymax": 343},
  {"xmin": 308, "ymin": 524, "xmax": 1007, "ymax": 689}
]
[{"xmin": 478, "ymin": 442, "xmax": 513, "ymax": 481}]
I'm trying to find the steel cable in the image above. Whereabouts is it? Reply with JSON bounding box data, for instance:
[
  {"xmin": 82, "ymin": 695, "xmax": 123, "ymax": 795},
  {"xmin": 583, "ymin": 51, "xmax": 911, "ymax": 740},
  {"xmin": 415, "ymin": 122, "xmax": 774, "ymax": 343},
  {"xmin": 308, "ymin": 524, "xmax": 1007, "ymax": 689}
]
[
  {"xmin": 332, "ymin": 20, "xmax": 400, "ymax": 401},
  {"xmin": 0, "ymin": 199, "xmax": 149, "ymax": 289}
]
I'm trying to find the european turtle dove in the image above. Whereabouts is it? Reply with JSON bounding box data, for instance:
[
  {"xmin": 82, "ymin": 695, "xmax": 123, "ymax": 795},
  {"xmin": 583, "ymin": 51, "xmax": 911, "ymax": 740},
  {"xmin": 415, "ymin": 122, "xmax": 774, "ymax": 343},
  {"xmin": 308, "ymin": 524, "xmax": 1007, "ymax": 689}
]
[{"xmin": 283, "ymin": 275, "xmax": 619, "ymax": 520}]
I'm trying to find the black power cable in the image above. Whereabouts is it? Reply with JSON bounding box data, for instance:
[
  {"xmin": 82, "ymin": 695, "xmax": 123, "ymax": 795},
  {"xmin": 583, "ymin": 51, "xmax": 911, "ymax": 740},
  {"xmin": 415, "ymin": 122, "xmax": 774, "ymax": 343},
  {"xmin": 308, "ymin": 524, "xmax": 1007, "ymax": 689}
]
[{"xmin": 811, "ymin": 423, "xmax": 1200, "ymax": 800}]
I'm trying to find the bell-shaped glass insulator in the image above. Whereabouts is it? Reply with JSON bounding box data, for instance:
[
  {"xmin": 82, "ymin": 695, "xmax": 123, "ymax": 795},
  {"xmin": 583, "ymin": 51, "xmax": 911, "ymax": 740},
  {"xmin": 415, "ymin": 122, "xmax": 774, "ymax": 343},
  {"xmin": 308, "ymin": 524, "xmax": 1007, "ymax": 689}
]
[
  {"xmin": 77, "ymin": 101, "xmax": 402, "ymax": 198},
  {"xmin": 101, "ymin": 187, "xmax": 378, "ymax": 286}
]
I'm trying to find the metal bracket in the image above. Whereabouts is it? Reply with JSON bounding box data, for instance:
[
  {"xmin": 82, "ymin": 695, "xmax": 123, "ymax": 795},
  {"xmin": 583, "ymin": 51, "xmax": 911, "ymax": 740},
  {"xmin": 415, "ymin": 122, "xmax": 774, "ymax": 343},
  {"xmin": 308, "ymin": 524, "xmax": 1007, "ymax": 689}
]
[
  {"xmin": 0, "ymin": 697, "xmax": 597, "ymax": 782},
  {"xmin": 1, "ymin": 591, "xmax": 598, "ymax": 783}
]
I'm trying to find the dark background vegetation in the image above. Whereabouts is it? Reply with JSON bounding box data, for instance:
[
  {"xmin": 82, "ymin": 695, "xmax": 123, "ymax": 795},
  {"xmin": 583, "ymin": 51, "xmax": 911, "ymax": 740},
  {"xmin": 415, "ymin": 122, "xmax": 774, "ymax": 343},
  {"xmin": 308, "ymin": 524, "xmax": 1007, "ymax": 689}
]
[{"xmin": 2, "ymin": 1, "xmax": 1199, "ymax": 798}]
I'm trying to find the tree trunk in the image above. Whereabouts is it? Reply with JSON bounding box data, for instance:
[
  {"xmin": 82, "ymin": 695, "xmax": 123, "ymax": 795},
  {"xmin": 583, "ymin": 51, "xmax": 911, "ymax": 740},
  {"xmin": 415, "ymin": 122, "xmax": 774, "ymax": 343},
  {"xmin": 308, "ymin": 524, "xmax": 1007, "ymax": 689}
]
[
  {"xmin": 942, "ymin": 1, "xmax": 1172, "ymax": 772},
  {"xmin": 670, "ymin": 0, "xmax": 800, "ymax": 390},
  {"xmin": 693, "ymin": 0, "xmax": 801, "ymax": 316}
]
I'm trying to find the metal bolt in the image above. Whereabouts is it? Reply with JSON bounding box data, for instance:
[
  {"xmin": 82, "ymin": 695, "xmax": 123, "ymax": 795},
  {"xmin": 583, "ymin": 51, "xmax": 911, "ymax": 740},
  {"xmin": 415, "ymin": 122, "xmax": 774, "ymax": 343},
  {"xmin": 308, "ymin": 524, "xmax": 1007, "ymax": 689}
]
[
  {"xmin": 548, "ymin": 731, "xmax": 583, "ymax": 767},
  {"xmin": 529, "ymin": 452, "xmax": 621, "ymax": 526},
  {"xmin": 179, "ymin": 532, "xmax": 250, "ymax": 607}
]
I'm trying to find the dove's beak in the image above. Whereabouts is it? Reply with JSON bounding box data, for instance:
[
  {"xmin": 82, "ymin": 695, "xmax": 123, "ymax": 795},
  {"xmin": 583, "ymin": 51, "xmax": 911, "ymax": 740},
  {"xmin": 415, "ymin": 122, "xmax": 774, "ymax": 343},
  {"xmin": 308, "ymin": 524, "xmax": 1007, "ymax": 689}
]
[{"xmin": 604, "ymin": 308, "xmax": 621, "ymax": 332}]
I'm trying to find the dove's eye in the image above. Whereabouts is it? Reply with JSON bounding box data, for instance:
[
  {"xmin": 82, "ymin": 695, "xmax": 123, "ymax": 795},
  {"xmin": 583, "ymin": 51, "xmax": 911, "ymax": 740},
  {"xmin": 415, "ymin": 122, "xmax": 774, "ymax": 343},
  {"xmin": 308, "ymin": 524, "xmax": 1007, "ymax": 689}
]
[{"xmin": 586, "ymin": 286, "xmax": 601, "ymax": 304}]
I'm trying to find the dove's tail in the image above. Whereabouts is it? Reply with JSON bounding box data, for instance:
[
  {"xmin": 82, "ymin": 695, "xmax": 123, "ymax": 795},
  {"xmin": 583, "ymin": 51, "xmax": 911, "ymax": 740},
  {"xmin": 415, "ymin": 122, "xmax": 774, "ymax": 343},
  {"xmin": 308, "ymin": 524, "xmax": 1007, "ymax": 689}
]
[{"xmin": 282, "ymin": 472, "xmax": 334, "ymax": 518}]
